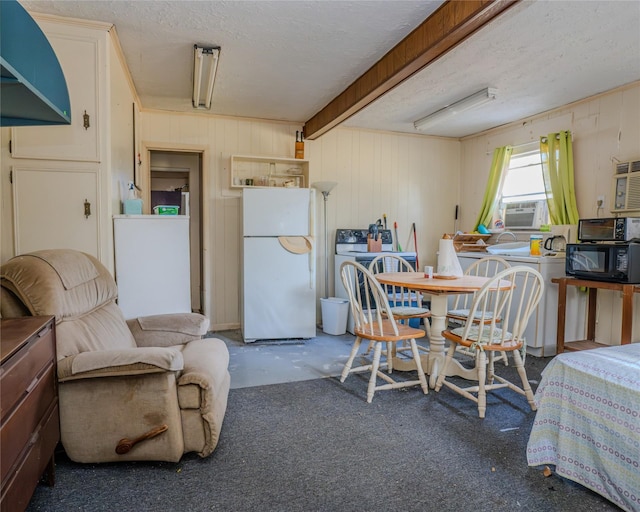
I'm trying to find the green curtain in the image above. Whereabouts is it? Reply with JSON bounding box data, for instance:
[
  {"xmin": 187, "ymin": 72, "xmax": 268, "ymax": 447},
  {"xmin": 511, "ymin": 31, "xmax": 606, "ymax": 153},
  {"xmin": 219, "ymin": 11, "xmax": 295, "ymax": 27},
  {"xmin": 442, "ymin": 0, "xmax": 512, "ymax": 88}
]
[
  {"xmin": 540, "ymin": 130, "xmax": 579, "ymax": 225},
  {"xmin": 474, "ymin": 145, "xmax": 512, "ymax": 231}
]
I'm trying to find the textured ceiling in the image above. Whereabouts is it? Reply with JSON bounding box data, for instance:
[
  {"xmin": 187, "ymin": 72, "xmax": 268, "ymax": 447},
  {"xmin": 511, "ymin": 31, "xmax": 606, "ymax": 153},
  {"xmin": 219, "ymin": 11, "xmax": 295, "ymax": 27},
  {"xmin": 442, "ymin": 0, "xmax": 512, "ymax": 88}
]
[{"xmin": 20, "ymin": 0, "xmax": 640, "ymax": 138}]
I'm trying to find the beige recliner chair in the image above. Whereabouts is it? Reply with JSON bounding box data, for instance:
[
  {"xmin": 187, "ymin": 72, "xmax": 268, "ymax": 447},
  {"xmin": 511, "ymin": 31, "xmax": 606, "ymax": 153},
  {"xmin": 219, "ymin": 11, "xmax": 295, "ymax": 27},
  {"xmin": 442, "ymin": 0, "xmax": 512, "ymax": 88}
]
[{"xmin": 1, "ymin": 249, "xmax": 230, "ymax": 463}]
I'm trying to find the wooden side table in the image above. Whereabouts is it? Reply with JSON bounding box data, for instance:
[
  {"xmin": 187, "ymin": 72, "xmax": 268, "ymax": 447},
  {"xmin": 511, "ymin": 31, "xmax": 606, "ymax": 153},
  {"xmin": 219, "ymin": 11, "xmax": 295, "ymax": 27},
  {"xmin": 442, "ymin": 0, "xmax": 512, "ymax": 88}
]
[
  {"xmin": 1, "ymin": 316, "xmax": 59, "ymax": 512},
  {"xmin": 553, "ymin": 277, "xmax": 640, "ymax": 353}
]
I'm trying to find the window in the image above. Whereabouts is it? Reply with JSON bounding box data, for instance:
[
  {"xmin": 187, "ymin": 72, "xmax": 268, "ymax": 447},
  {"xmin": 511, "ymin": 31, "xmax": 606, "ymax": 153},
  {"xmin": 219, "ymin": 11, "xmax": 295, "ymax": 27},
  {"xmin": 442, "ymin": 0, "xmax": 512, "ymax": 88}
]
[
  {"xmin": 496, "ymin": 143, "xmax": 549, "ymax": 229},
  {"xmin": 501, "ymin": 146, "xmax": 545, "ymax": 204}
]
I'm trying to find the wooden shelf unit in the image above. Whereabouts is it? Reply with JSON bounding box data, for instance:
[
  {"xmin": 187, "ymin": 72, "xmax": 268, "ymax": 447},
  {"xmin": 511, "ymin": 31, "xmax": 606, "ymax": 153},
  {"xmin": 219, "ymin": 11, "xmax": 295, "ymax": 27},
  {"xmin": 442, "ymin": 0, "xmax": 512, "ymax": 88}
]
[
  {"xmin": 230, "ymin": 155, "xmax": 309, "ymax": 189},
  {"xmin": 553, "ymin": 277, "xmax": 640, "ymax": 353}
]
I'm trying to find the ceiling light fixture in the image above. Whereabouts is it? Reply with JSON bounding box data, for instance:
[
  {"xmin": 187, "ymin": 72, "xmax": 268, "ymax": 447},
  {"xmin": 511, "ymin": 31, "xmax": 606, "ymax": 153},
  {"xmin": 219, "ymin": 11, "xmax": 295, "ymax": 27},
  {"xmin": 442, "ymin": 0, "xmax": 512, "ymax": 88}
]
[
  {"xmin": 192, "ymin": 45, "xmax": 220, "ymax": 110},
  {"xmin": 413, "ymin": 87, "xmax": 497, "ymax": 131}
]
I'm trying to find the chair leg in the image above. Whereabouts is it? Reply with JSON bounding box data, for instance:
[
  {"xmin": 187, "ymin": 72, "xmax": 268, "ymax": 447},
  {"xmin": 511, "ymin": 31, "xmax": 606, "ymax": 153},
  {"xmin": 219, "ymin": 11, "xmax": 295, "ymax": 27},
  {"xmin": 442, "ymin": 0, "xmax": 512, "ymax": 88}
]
[
  {"xmin": 493, "ymin": 350, "xmax": 508, "ymax": 366},
  {"xmin": 409, "ymin": 338, "xmax": 429, "ymax": 395},
  {"xmin": 487, "ymin": 351, "xmax": 495, "ymax": 384},
  {"xmin": 341, "ymin": 336, "xmax": 362, "ymax": 382},
  {"xmin": 364, "ymin": 339, "xmax": 375, "ymax": 356},
  {"xmin": 477, "ymin": 350, "xmax": 487, "ymax": 419},
  {"xmin": 367, "ymin": 342, "xmax": 383, "ymax": 403},
  {"xmin": 512, "ymin": 350, "xmax": 537, "ymax": 411},
  {"xmin": 435, "ymin": 341, "xmax": 457, "ymax": 391}
]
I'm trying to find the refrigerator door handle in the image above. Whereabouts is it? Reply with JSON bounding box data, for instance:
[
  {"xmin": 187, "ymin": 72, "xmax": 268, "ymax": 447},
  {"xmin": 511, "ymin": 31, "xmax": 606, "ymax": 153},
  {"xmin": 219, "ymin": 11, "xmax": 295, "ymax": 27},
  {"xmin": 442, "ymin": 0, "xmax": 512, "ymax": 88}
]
[{"xmin": 307, "ymin": 236, "xmax": 315, "ymax": 288}]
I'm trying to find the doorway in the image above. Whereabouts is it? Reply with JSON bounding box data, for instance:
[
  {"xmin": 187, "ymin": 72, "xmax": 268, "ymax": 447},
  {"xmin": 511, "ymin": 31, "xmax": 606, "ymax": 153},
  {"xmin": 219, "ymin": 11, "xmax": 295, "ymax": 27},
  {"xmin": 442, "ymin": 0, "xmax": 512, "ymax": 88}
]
[{"xmin": 149, "ymin": 150, "xmax": 203, "ymax": 314}]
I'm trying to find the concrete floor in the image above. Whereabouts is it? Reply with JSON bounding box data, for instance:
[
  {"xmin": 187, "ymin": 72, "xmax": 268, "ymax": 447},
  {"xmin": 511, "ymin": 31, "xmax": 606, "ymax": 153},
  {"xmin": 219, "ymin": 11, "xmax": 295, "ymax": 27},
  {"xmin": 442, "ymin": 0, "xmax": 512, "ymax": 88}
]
[{"xmin": 211, "ymin": 328, "xmax": 365, "ymax": 389}]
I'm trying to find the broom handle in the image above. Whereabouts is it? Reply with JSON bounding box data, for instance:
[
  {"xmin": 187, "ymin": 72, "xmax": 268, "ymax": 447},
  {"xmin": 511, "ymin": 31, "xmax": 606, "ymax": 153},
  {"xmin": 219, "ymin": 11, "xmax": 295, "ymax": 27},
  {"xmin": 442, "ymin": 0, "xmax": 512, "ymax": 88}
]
[
  {"xmin": 412, "ymin": 223, "xmax": 419, "ymax": 269},
  {"xmin": 394, "ymin": 222, "xmax": 402, "ymax": 251}
]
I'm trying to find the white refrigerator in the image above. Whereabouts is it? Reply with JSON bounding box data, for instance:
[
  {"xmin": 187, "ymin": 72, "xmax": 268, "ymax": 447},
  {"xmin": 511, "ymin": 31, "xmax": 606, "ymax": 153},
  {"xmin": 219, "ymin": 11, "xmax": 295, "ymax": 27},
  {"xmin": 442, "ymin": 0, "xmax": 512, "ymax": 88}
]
[
  {"xmin": 241, "ymin": 188, "xmax": 316, "ymax": 342},
  {"xmin": 113, "ymin": 215, "xmax": 192, "ymax": 319}
]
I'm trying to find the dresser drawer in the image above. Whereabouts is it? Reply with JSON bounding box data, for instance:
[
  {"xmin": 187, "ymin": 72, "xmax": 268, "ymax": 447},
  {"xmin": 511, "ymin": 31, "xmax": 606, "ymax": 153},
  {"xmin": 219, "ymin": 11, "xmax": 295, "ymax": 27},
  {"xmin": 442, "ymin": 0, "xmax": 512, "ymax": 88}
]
[
  {"xmin": 1, "ymin": 364, "xmax": 57, "ymax": 484},
  {"xmin": 0, "ymin": 316, "xmax": 58, "ymax": 512},
  {"xmin": 0, "ymin": 402, "xmax": 59, "ymax": 512},
  {"xmin": 0, "ymin": 322, "xmax": 55, "ymax": 421}
]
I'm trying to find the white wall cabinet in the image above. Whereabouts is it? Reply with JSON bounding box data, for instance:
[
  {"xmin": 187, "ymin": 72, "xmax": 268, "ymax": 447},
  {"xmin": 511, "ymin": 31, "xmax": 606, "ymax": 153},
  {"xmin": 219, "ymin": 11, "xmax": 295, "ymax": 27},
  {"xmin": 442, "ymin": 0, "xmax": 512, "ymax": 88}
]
[
  {"xmin": 12, "ymin": 167, "xmax": 100, "ymax": 257},
  {"xmin": 10, "ymin": 19, "xmax": 107, "ymax": 162},
  {"xmin": 4, "ymin": 15, "xmax": 120, "ymax": 268}
]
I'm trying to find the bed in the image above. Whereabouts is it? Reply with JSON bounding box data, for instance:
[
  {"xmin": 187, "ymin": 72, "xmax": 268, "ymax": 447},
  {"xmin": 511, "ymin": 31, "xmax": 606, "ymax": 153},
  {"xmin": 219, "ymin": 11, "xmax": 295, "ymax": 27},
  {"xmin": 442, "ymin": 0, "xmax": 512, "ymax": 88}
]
[{"xmin": 526, "ymin": 343, "xmax": 640, "ymax": 512}]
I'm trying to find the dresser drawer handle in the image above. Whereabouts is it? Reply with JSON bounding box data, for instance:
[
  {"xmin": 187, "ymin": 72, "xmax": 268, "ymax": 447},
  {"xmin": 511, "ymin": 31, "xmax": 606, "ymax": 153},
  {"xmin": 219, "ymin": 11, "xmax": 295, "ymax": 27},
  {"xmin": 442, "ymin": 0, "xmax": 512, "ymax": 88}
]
[
  {"xmin": 37, "ymin": 326, "xmax": 51, "ymax": 337},
  {"xmin": 28, "ymin": 429, "xmax": 41, "ymax": 448},
  {"xmin": 25, "ymin": 376, "xmax": 39, "ymax": 394}
]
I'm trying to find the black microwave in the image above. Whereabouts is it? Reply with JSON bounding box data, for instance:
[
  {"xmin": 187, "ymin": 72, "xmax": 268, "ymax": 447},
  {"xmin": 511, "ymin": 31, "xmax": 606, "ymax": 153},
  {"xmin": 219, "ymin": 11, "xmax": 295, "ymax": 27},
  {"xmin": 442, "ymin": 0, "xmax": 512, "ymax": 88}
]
[{"xmin": 566, "ymin": 242, "xmax": 640, "ymax": 283}]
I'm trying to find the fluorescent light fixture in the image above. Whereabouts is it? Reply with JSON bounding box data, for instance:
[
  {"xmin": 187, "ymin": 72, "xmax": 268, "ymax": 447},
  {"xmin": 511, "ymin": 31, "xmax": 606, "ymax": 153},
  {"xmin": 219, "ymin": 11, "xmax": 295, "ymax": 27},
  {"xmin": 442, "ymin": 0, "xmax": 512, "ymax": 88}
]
[
  {"xmin": 193, "ymin": 45, "xmax": 220, "ymax": 109},
  {"xmin": 414, "ymin": 87, "xmax": 497, "ymax": 131}
]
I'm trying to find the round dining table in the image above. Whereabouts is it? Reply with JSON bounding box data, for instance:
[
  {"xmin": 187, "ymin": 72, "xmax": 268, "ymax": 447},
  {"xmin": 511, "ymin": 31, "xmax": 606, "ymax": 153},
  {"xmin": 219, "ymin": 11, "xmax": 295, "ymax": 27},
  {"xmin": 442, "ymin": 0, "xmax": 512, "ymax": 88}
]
[{"xmin": 375, "ymin": 272, "xmax": 512, "ymax": 388}]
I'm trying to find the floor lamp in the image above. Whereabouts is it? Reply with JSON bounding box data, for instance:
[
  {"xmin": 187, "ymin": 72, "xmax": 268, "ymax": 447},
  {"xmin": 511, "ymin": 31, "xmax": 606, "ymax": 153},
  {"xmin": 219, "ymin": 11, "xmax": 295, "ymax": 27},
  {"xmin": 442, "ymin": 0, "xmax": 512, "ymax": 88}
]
[{"xmin": 312, "ymin": 181, "xmax": 337, "ymax": 299}]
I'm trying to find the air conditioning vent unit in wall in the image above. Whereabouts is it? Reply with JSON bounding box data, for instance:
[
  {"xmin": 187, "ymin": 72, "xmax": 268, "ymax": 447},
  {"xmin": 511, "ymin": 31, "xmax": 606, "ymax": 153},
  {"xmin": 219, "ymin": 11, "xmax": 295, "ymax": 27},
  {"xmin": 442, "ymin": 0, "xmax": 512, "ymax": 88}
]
[
  {"xmin": 503, "ymin": 200, "xmax": 547, "ymax": 229},
  {"xmin": 611, "ymin": 159, "xmax": 640, "ymax": 213}
]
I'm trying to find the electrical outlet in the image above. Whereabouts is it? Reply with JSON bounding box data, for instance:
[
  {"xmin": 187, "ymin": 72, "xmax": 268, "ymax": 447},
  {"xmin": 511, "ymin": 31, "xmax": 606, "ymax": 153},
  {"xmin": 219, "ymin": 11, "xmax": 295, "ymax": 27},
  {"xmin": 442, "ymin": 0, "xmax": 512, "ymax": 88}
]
[{"xmin": 597, "ymin": 195, "xmax": 605, "ymax": 208}]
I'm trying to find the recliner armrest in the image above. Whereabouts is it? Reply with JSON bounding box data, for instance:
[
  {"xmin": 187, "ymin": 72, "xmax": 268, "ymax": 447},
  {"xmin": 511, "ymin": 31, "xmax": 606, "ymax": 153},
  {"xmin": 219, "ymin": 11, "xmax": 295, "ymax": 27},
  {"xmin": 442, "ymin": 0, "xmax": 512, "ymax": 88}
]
[
  {"xmin": 57, "ymin": 347, "xmax": 184, "ymax": 381},
  {"xmin": 127, "ymin": 313, "xmax": 210, "ymax": 347}
]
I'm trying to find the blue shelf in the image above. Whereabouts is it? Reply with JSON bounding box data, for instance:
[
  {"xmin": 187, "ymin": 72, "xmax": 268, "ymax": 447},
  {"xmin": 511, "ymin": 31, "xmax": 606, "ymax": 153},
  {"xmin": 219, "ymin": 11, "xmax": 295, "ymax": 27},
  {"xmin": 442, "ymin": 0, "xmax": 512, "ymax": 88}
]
[{"xmin": 0, "ymin": 0, "xmax": 71, "ymax": 126}]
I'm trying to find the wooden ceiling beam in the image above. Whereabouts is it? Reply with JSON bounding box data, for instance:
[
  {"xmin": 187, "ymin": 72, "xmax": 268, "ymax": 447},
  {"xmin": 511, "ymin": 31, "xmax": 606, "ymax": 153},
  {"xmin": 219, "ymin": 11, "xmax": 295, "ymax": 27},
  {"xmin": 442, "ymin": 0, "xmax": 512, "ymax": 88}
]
[{"xmin": 303, "ymin": 0, "xmax": 519, "ymax": 140}]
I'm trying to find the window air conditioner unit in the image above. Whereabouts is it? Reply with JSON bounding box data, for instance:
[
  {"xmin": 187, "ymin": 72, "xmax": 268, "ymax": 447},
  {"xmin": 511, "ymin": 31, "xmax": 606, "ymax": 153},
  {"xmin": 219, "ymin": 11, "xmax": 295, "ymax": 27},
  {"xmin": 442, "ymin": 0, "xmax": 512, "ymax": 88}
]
[
  {"xmin": 503, "ymin": 200, "xmax": 546, "ymax": 229},
  {"xmin": 611, "ymin": 159, "xmax": 640, "ymax": 213}
]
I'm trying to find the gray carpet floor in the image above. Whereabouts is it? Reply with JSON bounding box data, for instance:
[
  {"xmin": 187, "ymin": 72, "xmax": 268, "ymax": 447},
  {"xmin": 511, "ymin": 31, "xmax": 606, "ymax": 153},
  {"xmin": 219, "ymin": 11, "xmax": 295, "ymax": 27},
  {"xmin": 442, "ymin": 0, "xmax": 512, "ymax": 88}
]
[{"xmin": 26, "ymin": 352, "xmax": 619, "ymax": 512}]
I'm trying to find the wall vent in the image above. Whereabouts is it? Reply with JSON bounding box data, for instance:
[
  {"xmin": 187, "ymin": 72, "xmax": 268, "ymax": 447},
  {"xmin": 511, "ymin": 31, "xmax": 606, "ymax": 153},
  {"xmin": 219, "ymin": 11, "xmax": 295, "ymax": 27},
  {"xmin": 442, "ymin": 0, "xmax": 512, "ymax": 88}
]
[{"xmin": 611, "ymin": 158, "xmax": 640, "ymax": 213}]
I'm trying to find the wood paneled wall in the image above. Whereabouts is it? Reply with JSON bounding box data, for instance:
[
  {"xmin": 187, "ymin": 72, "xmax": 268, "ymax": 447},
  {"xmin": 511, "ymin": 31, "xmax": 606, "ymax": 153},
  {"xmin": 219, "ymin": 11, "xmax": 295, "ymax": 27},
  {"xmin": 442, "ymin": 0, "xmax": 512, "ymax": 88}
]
[
  {"xmin": 139, "ymin": 112, "xmax": 460, "ymax": 329},
  {"xmin": 460, "ymin": 81, "xmax": 640, "ymax": 344}
]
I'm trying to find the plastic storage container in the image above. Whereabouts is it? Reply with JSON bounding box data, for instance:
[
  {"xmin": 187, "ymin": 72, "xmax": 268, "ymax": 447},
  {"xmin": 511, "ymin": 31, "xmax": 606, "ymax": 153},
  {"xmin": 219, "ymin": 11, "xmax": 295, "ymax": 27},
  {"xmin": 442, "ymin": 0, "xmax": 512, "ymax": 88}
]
[
  {"xmin": 123, "ymin": 199, "xmax": 143, "ymax": 215},
  {"xmin": 320, "ymin": 297, "xmax": 349, "ymax": 335},
  {"xmin": 530, "ymin": 234, "xmax": 543, "ymax": 256},
  {"xmin": 153, "ymin": 205, "xmax": 180, "ymax": 215}
]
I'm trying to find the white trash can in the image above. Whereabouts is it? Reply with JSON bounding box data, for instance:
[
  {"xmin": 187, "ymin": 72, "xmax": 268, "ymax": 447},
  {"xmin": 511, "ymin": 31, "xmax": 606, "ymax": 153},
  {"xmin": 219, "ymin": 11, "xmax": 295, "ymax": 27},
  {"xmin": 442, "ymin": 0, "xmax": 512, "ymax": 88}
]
[{"xmin": 320, "ymin": 297, "xmax": 349, "ymax": 335}]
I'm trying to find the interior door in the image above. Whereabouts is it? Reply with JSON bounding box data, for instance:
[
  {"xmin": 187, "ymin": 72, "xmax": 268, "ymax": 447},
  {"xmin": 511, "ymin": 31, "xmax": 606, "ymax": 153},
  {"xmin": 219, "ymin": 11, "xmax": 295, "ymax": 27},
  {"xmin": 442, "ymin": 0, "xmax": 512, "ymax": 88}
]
[
  {"xmin": 149, "ymin": 151, "xmax": 202, "ymax": 313},
  {"xmin": 12, "ymin": 167, "xmax": 99, "ymax": 257}
]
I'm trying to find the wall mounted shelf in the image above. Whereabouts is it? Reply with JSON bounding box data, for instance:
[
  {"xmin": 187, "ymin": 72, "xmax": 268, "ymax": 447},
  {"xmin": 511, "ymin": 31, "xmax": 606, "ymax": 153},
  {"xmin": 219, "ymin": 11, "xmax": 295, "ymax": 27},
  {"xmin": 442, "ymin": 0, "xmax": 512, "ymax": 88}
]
[{"xmin": 230, "ymin": 155, "xmax": 309, "ymax": 189}]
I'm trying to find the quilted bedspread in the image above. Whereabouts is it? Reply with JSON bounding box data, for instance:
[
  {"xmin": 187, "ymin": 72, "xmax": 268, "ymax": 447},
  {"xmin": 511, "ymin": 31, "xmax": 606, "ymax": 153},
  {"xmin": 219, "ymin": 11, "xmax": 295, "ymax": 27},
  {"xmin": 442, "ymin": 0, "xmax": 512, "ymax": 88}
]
[{"xmin": 526, "ymin": 343, "xmax": 640, "ymax": 512}]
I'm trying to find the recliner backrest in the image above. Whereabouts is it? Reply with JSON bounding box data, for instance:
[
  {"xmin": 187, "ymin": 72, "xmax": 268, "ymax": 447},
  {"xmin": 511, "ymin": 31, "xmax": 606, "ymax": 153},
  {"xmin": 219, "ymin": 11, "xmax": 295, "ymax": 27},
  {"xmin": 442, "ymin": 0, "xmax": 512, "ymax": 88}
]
[{"xmin": 1, "ymin": 249, "xmax": 136, "ymax": 359}]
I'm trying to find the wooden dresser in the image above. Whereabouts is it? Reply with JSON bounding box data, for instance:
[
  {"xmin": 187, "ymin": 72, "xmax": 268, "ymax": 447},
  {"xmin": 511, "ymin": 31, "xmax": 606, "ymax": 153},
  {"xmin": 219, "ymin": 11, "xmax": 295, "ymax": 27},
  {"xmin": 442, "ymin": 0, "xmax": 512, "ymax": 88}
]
[{"xmin": 1, "ymin": 316, "xmax": 59, "ymax": 512}]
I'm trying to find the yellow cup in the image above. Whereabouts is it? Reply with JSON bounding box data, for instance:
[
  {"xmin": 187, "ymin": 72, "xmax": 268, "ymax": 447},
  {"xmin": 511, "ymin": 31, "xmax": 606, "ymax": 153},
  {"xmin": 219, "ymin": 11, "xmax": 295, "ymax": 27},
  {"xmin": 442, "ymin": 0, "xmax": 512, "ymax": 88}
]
[{"xmin": 530, "ymin": 235, "xmax": 543, "ymax": 256}]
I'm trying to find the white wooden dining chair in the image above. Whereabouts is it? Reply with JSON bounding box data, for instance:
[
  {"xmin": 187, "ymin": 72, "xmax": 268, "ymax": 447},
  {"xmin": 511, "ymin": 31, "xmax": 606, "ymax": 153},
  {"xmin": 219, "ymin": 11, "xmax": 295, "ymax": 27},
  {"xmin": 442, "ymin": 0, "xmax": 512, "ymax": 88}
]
[
  {"xmin": 368, "ymin": 254, "xmax": 431, "ymax": 360},
  {"xmin": 435, "ymin": 266, "xmax": 544, "ymax": 418},
  {"xmin": 447, "ymin": 256, "xmax": 510, "ymax": 365},
  {"xmin": 368, "ymin": 254, "xmax": 432, "ymax": 327},
  {"xmin": 339, "ymin": 261, "xmax": 429, "ymax": 403}
]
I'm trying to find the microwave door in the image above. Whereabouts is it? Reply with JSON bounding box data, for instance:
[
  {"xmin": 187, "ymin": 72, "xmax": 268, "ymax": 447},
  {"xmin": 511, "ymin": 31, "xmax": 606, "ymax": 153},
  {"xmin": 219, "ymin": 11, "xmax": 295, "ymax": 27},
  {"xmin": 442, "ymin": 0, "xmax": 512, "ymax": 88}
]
[{"xmin": 567, "ymin": 246, "xmax": 610, "ymax": 279}]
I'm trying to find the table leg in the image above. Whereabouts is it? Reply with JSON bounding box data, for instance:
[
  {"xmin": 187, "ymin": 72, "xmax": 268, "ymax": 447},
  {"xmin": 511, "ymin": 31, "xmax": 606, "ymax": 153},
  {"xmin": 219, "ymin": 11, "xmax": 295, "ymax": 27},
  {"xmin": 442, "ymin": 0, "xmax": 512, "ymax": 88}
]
[
  {"xmin": 621, "ymin": 285, "xmax": 633, "ymax": 345},
  {"xmin": 425, "ymin": 295, "xmax": 476, "ymax": 388},
  {"xmin": 556, "ymin": 279, "xmax": 567, "ymax": 354},
  {"xmin": 424, "ymin": 295, "xmax": 447, "ymax": 387},
  {"xmin": 586, "ymin": 288, "xmax": 598, "ymax": 341}
]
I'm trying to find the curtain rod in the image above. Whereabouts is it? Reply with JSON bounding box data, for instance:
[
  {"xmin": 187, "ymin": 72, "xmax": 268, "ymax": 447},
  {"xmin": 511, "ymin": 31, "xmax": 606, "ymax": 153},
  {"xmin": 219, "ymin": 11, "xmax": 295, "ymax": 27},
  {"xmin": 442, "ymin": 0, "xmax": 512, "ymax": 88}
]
[{"xmin": 486, "ymin": 132, "xmax": 571, "ymax": 155}]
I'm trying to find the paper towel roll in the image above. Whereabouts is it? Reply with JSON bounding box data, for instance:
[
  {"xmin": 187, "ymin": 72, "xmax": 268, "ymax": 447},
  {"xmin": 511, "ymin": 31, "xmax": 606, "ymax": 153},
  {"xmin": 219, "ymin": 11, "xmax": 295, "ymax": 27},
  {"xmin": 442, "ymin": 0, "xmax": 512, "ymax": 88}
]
[{"xmin": 437, "ymin": 238, "xmax": 463, "ymax": 277}]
